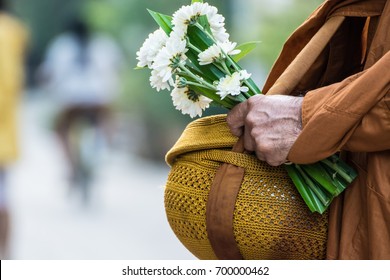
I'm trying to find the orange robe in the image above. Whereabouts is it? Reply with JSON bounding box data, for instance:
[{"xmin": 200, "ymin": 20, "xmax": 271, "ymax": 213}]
[{"xmin": 263, "ymin": 0, "xmax": 390, "ymax": 259}]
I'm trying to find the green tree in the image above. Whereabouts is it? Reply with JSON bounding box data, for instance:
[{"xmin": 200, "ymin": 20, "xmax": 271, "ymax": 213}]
[
  {"xmin": 11, "ymin": 0, "xmax": 83, "ymax": 75},
  {"xmin": 83, "ymin": 0, "xmax": 232, "ymax": 159},
  {"xmin": 11, "ymin": 0, "xmax": 324, "ymax": 160}
]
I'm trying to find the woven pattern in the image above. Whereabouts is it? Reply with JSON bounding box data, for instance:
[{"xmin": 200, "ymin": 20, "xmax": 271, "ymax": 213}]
[{"xmin": 165, "ymin": 115, "xmax": 328, "ymax": 260}]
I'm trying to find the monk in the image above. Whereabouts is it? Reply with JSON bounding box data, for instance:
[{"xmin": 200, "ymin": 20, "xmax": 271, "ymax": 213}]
[{"xmin": 227, "ymin": 0, "xmax": 390, "ymax": 259}]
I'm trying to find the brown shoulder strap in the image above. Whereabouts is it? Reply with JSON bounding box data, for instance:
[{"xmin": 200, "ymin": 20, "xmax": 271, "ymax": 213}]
[
  {"xmin": 206, "ymin": 137, "xmax": 245, "ymax": 260},
  {"xmin": 267, "ymin": 16, "xmax": 345, "ymax": 95}
]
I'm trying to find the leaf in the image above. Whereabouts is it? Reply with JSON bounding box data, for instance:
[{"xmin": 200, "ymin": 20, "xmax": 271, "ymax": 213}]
[
  {"xmin": 147, "ymin": 9, "xmax": 173, "ymax": 35},
  {"xmin": 226, "ymin": 56, "xmax": 262, "ymax": 95},
  {"xmin": 231, "ymin": 41, "xmax": 261, "ymax": 62},
  {"xmin": 285, "ymin": 164, "xmax": 326, "ymax": 213},
  {"xmin": 198, "ymin": 14, "xmax": 212, "ymax": 35},
  {"xmin": 245, "ymin": 77, "xmax": 262, "ymax": 95},
  {"xmin": 296, "ymin": 165, "xmax": 331, "ymax": 207},
  {"xmin": 185, "ymin": 48, "xmax": 224, "ymax": 81},
  {"xmin": 192, "ymin": 0, "xmax": 203, "ymax": 3},
  {"xmin": 321, "ymin": 155, "xmax": 358, "ymax": 183},
  {"xmin": 300, "ymin": 163, "xmax": 338, "ymax": 195},
  {"xmin": 190, "ymin": 85, "xmax": 235, "ymax": 109},
  {"xmin": 320, "ymin": 161, "xmax": 349, "ymax": 195},
  {"xmin": 187, "ymin": 25, "xmax": 214, "ymax": 51},
  {"xmin": 186, "ymin": 26, "xmax": 226, "ymax": 81},
  {"xmin": 329, "ymin": 154, "xmax": 358, "ymax": 180}
]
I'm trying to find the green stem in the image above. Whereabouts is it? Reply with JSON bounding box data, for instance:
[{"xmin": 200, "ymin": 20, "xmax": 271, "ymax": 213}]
[
  {"xmin": 179, "ymin": 64, "xmax": 216, "ymax": 91},
  {"xmin": 186, "ymin": 80, "xmax": 213, "ymax": 90},
  {"xmin": 212, "ymin": 63, "xmax": 229, "ymax": 76},
  {"xmin": 295, "ymin": 164, "xmax": 331, "ymax": 207},
  {"xmin": 285, "ymin": 164, "xmax": 325, "ymax": 213},
  {"xmin": 244, "ymin": 80, "xmax": 261, "ymax": 96},
  {"xmin": 188, "ymin": 42, "xmax": 202, "ymax": 54},
  {"xmin": 220, "ymin": 60, "xmax": 231, "ymax": 75},
  {"xmin": 240, "ymin": 88, "xmax": 252, "ymax": 99},
  {"xmin": 195, "ymin": 22, "xmax": 215, "ymax": 43},
  {"xmin": 227, "ymin": 94, "xmax": 246, "ymax": 103},
  {"xmin": 321, "ymin": 158, "xmax": 354, "ymax": 183},
  {"xmin": 194, "ymin": 22, "xmax": 260, "ymax": 97},
  {"xmin": 226, "ymin": 56, "xmax": 259, "ymax": 95}
]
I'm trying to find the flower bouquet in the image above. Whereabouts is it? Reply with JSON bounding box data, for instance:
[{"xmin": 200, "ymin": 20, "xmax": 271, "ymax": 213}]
[{"xmin": 136, "ymin": 0, "xmax": 357, "ymax": 214}]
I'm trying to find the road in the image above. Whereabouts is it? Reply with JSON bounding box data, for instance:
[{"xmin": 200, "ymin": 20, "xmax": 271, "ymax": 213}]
[{"xmin": 6, "ymin": 94, "xmax": 195, "ymax": 260}]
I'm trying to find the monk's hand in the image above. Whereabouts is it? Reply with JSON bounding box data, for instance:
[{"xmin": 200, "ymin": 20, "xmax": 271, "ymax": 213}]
[{"xmin": 226, "ymin": 94, "xmax": 303, "ymax": 166}]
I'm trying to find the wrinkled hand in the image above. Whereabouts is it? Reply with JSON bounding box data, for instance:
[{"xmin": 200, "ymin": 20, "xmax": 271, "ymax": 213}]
[{"xmin": 226, "ymin": 94, "xmax": 303, "ymax": 166}]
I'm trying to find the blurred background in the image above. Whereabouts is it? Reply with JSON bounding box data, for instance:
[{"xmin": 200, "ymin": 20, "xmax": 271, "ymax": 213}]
[{"xmin": 0, "ymin": 0, "xmax": 322, "ymax": 260}]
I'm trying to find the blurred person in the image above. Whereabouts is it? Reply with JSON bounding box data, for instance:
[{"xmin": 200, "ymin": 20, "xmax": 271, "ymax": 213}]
[
  {"xmin": 0, "ymin": 0, "xmax": 29, "ymax": 258},
  {"xmin": 227, "ymin": 0, "xmax": 390, "ymax": 259},
  {"xmin": 37, "ymin": 18, "xmax": 123, "ymax": 198}
]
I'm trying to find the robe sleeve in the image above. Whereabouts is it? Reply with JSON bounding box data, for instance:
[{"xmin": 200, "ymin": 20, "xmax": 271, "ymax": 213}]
[{"xmin": 288, "ymin": 51, "xmax": 390, "ymax": 164}]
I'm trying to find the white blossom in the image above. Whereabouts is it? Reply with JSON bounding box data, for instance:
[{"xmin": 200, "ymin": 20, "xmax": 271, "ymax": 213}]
[
  {"xmin": 150, "ymin": 69, "xmax": 172, "ymax": 92},
  {"xmin": 136, "ymin": 28, "xmax": 168, "ymax": 68},
  {"xmin": 139, "ymin": 3, "xmax": 254, "ymax": 115},
  {"xmin": 171, "ymin": 2, "xmax": 229, "ymax": 43},
  {"xmin": 152, "ymin": 33, "xmax": 188, "ymax": 83},
  {"xmin": 171, "ymin": 84, "xmax": 212, "ymax": 118},
  {"xmin": 216, "ymin": 72, "xmax": 249, "ymax": 99},
  {"xmin": 198, "ymin": 41, "xmax": 240, "ymax": 65},
  {"xmin": 239, "ymin": 69, "xmax": 252, "ymax": 80},
  {"xmin": 172, "ymin": 2, "xmax": 214, "ymax": 36},
  {"xmin": 208, "ymin": 14, "xmax": 229, "ymax": 43},
  {"xmin": 219, "ymin": 41, "xmax": 241, "ymax": 56},
  {"xmin": 198, "ymin": 44, "xmax": 222, "ymax": 65}
]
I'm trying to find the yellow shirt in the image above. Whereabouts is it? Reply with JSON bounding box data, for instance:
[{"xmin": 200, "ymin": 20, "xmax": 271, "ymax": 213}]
[{"xmin": 0, "ymin": 12, "xmax": 28, "ymax": 164}]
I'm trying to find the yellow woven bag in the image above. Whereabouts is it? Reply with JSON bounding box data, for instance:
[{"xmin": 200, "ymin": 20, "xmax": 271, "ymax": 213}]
[{"xmin": 165, "ymin": 114, "xmax": 328, "ymax": 260}]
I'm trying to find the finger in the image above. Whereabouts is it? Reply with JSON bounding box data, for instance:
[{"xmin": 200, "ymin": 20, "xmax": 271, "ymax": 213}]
[
  {"xmin": 226, "ymin": 101, "xmax": 248, "ymax": 136},
  {"xmin": 263, "ymin": 148, "xmax": 287, "ymax": 166},
  {"xmin": 255, "ymin": 152, "xmax": 266, "ymax": 162},
  {"xmin": 231, "ymin": 126, "xmax": 244, "ymax": 138},
  {"xmin": 265, "ymin": 159, "xmax": 286, "ymax": 167},
  {"xmin": 243, "ymin": 128, "xmax": 256, "ymax": 153}
]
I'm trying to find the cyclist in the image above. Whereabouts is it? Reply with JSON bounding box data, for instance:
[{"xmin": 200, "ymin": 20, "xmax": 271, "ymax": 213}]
[{"xmin": 37, "ymin": 18, "xmax": 123, "ymax": 201}]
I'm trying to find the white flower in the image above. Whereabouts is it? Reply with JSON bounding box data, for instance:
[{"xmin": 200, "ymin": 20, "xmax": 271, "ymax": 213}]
[
  {"xmin": 239, "ymin": 69, "xmax": 252, "ymax": 80},
  {"xmin": 198, "ymin": 41, "xmax": 240, "ymax": 65},
  {"xmin": 205, "ymin": 6, "xmax": 220, "ymax": 26},
  {"xmin": 172, "ymin": 2, "xmax": 229, "ymax": 43},
  {"xmin": 219, "ymin": 41, "xmax": 241, "ymax": 56},
  {"xmin": 216, "ymin": 72, "xmax": 249, "ymax": 99},
  {"xmin": 172, "ymin": 2, "xmax": 215, "ymax": 37},
  {"xmin": 171, "ymin": 84, "xmax": 212, "ymax": 118},
  {"xmin": 198, "ymin": 44, "xmax": 222, "ymax": 65},
  {"xmin": 152, "ymin": 33, "xmax": 188, "ymax": 83},
  {"xmin": 150, "ymin": 69, "xmax": 172, "ymax": 92},
  {"xmin": 208, "ymin": 14, "xmax": 229, "ymax": 43},
  {"xmin": 136, "ymin": 28, "xmax": 168, "ymax": 68},
  {"xmin": 213, "ymin": 28, "xmax": 230, "ymax": 43}
]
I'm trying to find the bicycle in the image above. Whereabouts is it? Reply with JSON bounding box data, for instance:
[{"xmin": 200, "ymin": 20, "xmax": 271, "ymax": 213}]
[{"xmin": 58, "ymin": 105, "xmax": 110, "ymax": 206}]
